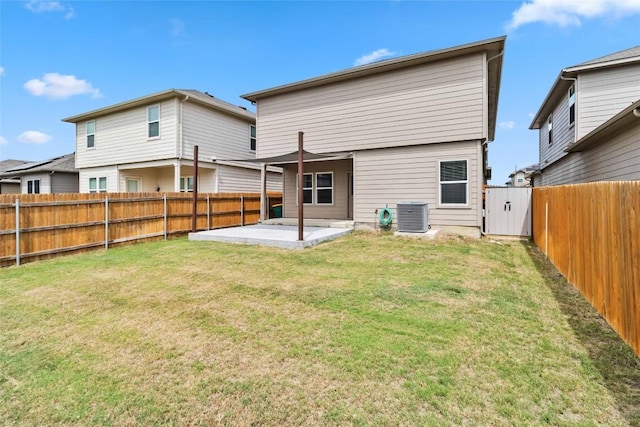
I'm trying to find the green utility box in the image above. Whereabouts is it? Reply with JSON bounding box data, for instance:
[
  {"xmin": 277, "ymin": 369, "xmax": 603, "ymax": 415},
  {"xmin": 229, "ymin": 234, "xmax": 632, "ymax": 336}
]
[{"xmin": 272, "ymin": 204, "xmax": 283, "ymax": 218}]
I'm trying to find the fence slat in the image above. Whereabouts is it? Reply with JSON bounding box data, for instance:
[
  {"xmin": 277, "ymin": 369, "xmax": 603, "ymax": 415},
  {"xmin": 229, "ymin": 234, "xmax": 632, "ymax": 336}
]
[{"xmin": 532, "ymin": 182, "xmax": 640, "ymax": 357}]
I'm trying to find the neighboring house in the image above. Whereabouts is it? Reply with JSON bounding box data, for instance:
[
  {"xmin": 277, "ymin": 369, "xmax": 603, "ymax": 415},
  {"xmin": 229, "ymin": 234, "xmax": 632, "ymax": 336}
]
[
  {"xmin": 242, "ymin": 36, "xmax": 505, "ymax": 237},
  {"xmin": 505, "ymin": 164, "xmax": 538, "ymax": 187},
  {"xmin": 530, "ymin": 46, "xmax": 640, "ymax": 186},
  {"xmin": 62, "ymin": 89, "xmax": 282, "ymax": 194},
  {"xmin": 0, "ymin": 159, "xmax": 28, "ymax": 194},
  {"xmin": 0, "ymin": 153, "xmax": 79, "ymax": 194}
]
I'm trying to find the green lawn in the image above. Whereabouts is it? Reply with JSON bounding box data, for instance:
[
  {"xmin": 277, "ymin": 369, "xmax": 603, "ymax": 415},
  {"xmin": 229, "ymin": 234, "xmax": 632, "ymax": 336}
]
[{"xmin": 1, "ymin": 232, "xmax": 638, "ymax": 426}]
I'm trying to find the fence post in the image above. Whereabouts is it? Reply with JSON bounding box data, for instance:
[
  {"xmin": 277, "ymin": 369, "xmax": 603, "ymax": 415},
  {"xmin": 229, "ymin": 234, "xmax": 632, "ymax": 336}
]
[
  {"xmin": 105, "ymin": 196, "xmax": 109, "ymax": 249},
  {"xmin": 241, "ymin": 194, "xmax": 244, "ymax": 226},
  {"xmin": 206, "ymin": 194, "xmax": 210, "ymax": 230},
  {"xmin": 163, "ymin": 194, "xmax": 168, "ymax": 240},
  {"xmin": 15, "ymin": 198, "xmax": 20, "ymax": 266}
]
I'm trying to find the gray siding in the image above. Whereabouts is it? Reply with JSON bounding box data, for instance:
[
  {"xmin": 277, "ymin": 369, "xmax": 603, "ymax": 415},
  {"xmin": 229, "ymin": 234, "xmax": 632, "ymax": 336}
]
[
  {"xmin": 217, "ymin": 164, "xmax": 282, "ymax": 193},
  {"xmin": 256, "ymin": 54, "xmax": 486, "ymax": 157},
  {"xmin": 539, "ymin": 89, "xmax": 574, "ymax": 168},
  {"xmin": 282, "ymin": 159, "xmax": 352, "ymax": 220},
  {"xmin": 540, "ymin": 123, "xmax": 640, "ymax": 185},
  {"xmin": 182, "ymin": 102, "xmax": 256, "ymax": 162},
  {"xmin": 51, "ymin": 173, "xmax": 79, "ymax": 193},
  {"xmin": 354, "ymin": 141, "xmax": 481, "ymax": 227},
  {"xmin": 76, "ymin": 99, "xmax": 178, "ymax": 169},
  {"xmin": 577, "ymin": 64, "xmax": 640, "ymax": 139}
]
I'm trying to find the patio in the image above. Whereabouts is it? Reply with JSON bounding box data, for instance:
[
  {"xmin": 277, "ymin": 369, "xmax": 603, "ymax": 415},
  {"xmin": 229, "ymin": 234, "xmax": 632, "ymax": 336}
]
[{"xmin": 188, "ymin": 219, "xmax": 354, "ymax": 249}]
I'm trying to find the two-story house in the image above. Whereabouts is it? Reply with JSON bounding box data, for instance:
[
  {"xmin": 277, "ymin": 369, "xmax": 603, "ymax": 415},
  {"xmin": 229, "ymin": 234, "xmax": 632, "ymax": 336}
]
[
  {"xmin": 0, "ymin": 153, "xmax": 78, "ymax": 194},
  {"xmin": 62, "ymin": 89, "xmax": 282, "ymax": 193},
  {"xmin": 530, "ymin": 46, "xmax": 640, "ymax": 186},
  {"xmin": 242, "ymin": 36, "xmax": 505, "ymax": 237}
]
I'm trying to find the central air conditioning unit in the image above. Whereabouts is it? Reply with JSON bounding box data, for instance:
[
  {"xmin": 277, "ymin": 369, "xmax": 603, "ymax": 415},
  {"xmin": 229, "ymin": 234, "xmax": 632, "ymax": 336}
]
[{"xmin": 396, "ymin": 202, "xmax": 429, "ymax": 233}]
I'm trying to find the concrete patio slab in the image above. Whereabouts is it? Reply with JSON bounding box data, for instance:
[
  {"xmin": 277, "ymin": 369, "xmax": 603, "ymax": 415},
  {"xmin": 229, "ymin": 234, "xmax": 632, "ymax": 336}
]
[{"xmin": 188, "ymin": 224, "xmax": 353, "ymax": 249}]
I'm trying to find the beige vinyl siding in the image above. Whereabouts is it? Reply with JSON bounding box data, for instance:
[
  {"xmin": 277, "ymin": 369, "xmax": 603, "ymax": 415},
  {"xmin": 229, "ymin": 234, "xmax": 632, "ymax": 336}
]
[
  {"xmin": 354, "ymin": 141, "xmax": 481, "ymax": 227},
  {"xmin": 256, "ymin": 54, "xmax": 485, "ymax": 157},
  {"xmin": 21, "ymin": 174, "xmax": 50, "ymax": 194},
  {"xmin": 51, "ymin": 173, "xmax": 79, "ymax": 193},
  {"xmin": 539, "ymin": 90, "xmax": 574, "ymax": 168},
  {"xmin": 75, "ymin": 99, "xmax": 177, "ymax": 169},
  {"xmin": 78, "ymin": 166, "xmax": 118, "ymax": 193},
  {"xmin": 182, "ymin": 102, "xmax": 255, "ymax": 162},
  {"xmin": 217, "ymin": 164, "xmax": 282, "ymax": 193},
  {"xmin": 541, "ymin": 123, "xmax": 640, "ymax": 185},
  {"xmin": 282, "ymin": 160, "xmax": 352, "ymax": 220},
  {"xmin": 577, "ymin": 64, "xmax": 640, "ymax": 140}
]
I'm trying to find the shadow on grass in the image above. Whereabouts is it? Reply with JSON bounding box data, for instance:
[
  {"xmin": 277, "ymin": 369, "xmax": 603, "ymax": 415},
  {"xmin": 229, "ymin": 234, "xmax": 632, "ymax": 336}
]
[{"xmin": 523, "ymin": 242, "xmax": 640, "ymax": 426}]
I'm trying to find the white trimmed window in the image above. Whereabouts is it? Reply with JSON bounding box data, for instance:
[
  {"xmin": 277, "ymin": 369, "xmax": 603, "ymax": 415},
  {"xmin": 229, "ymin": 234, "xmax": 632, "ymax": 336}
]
[
  {"xmin": 27, "ymin": 179, "xmax": 40, "ymax": 194},
  {"xmin": 296, "ymin": 173, "xmax": 313, "ymax": 204},
  {"xmin": 568, "ymin": 85, "xmax": 575, "ymax": 127},
  {"xmin": 148, "ymin": 105, "xmax": 160, "ymax": 138},
  {"xmin": 439, "ymin": 160, "xmax": 468, "ymax": 206},
  {"xmin": 548, "ymin": 114, "xmax": 553, "ymax": 145},
  {"xmin": 250, "ymin": 125, "xmax": 256, "ymax": 151},
  {"xmin": 89, "ymin": 177, "xmax": 107, "ymax": 193},
  {"xmin": 180, "ymin": 176, "xmax": 194, "ymax": 192},
  {"xmin": 315, "ymin": 172, "xmax": 333, "ymax": 205},
  {"xmin": 86, "ymin": 120, "xmax": 95, "ymax": 148}
]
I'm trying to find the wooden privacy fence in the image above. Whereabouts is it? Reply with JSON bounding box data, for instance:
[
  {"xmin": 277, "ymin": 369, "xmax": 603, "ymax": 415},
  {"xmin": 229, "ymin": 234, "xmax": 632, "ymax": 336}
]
[
  {"xmin": 533, "ymin": 182, "xmax": 639, "ymax": 357},
  {"xmin": 0, "ymin": 192, "xmax": 282, "ymax": 267}
]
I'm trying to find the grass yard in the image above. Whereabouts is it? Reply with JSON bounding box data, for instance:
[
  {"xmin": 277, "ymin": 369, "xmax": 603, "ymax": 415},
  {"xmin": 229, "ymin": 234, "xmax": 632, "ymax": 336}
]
[{"xmin": 1, "ymin": 232, "xmax": 639, "ymax": 426}]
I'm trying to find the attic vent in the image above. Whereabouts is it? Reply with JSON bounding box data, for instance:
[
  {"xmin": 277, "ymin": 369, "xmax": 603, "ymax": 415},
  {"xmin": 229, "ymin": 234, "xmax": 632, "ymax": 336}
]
[
  {"xmin": 396, "ymin": 202, "xmax": 429, "ymax": 233},
  {"xmin": 204, "ymin": 92, "xmax": 214, "ymax": 98},
  {"xmin": 239, "ymin": 106, "xmax": 247, "ymax": 110}
]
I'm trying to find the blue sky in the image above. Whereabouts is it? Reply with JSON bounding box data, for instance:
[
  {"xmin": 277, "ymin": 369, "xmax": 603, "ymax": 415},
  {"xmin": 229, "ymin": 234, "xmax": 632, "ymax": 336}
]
[{"xmin": 1, "ymin": 0, "xmax": 639, "ymax": 185}]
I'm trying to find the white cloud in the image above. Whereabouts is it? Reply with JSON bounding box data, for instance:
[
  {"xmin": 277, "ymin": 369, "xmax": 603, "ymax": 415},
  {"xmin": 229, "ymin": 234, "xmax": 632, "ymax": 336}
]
[
  {"xmin": 18, "ymin": 131, "xmax": 52, "ymax": 144},
  {"xmin": 24, "ymin": 73, "xmax": 101, "ymax": 100},
  {"xmin": 354, "ymin": 48, "xmax": 398, "ymax": 66},
  {"xmin": 0, "ymin": 136, "xmax": 7, "ymax": 145},
  {"xmin": 170, "ymin": 18, "xmax": 185, "ymax": 37},
  {"xmin": 25, "ymin": 0, "xmax": 74, "ymax": 18},
  {"xmin": 0, "ymin": 66, "xmax": 4, "ymax": 76},
  {"xmin": 507, "ymin": 0, "xmax": 640, "ymax": 30},
  {"xmin": 499, "ymin": 121, "xmax": 516, "ymax": 130}
]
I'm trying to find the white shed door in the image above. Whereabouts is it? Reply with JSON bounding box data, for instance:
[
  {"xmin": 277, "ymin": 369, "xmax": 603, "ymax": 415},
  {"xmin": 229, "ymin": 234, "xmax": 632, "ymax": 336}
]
[{"xmin": 485, "ymin": 187, "xmax": 532, "ymax": 236}]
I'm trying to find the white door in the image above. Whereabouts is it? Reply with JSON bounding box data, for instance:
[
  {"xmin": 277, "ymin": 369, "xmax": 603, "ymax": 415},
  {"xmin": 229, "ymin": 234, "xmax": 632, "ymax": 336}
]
[
  {"xmin": 126, "ymin": 178, "xmax": 140, "ymax": 193},
  {"xmin": 485, "ymin": 187, "xmax": 532, "ymax": 236}
]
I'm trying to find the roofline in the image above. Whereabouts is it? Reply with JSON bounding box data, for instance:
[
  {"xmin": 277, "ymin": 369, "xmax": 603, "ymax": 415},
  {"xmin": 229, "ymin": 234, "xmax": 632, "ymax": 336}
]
[
  {"xmin": 565, "ymin": 99, "xmax": 640, "ymax": 153},
  {"xmin": 241, "ymin": 35, "xmax": 506, "ymax": 101},
  {"xmin": 530, "ymin": 55, "xmax": 640, "ymax": 130},
  {"xmin": 62, "ymin": 89, "xmax": 255, "ymax": 123}
]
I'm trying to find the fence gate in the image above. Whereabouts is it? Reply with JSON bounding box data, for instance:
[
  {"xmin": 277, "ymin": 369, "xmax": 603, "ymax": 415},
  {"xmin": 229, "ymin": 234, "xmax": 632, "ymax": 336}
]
[{"xmin": 485, "ymin": 187, "xmax": 532, "ymax": 237}]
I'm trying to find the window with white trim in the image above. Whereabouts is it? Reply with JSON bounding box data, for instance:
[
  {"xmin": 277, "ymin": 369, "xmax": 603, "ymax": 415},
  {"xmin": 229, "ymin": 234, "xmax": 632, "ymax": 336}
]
[
  {"xmin": 439, "ymin": 160, "xmax": 468, "ymax": 205},
  {"xmin": 250, "ymin": 125, "xmax": 256, "ymax": 151},
  {"xmin": 568, "ymin": 84, "xmax": 575, "ymax": 127},
  {"xmin": 89, "ymin": 177, "xmax": 107, "ymax": 193},
  {"xmin": 296, "ymin": 173, "xmax": 313, "ymax": 204},
  {"xmin": 86, "ymin": 120, "xmax": 95, "ymax": 148},
  {"xmin": 180, "ymin": 176, "xmax": 194, "ymax": 192},
  {"xmin": 548, "ymin": 114, "xmax": 553, "ymax": 145},
  {"xmin": 148, "ymin": 105, "xmax": 160, "ymax": 138},
  {"xmin": 27, "ymin": 179, "xmax": 40, "ymax": 194},
  {"xmin": 315, "ymin": 172, "xmax": 333, "ymax": 204}
]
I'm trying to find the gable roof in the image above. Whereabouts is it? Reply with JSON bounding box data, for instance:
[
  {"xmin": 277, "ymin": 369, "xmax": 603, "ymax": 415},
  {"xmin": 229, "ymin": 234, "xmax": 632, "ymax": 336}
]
[
  {"xmin": 62, "ymin": 89, "xmax": 255, "ymax": 123},
  {"xmin": 530, "ymin": 45, "xmax": 640, "ymax": 129},
  {"xmin": 242, "ymin": 36, "xmax": 506, "ymax": 141},
  {"xmin": 0, "ymin": 153, "xmax": 77, "ymax": 177}
]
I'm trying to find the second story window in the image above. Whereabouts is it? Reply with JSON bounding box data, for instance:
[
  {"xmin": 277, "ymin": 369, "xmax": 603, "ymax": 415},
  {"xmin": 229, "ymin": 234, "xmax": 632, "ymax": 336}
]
[
  {"xmin": 148, "ymin": 105, "xmax": 160, "ymax": 138},
  {"xmin": 548, "ymin": 114, "xmax": 553, "ymax": 145},
  {"xmin": 568, "ymin": 84, "xmax": 575, "ymax": 127},
  {"xmin": 250, "ymin": 125, "xmax": 256, "ymax": 151},
  {"xmin": 86, "ymin": 120, "xmax": 95, "ymax": 148}
]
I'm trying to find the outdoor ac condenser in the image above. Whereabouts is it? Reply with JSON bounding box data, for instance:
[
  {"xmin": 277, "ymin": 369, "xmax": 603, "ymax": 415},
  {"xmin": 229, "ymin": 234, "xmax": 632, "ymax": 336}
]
[{"xmin": 396, "ymin": 202, "xmax": 429, "ymax": 233}]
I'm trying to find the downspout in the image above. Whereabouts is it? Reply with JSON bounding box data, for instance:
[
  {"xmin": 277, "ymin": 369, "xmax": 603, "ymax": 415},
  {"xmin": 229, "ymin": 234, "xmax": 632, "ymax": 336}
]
[
  {"xmin": 560, "ymin": 73, "xmax": 577, "ymax": 141},
  {"xmin": 179, "ymin": 95, "xmax": 190, "ymax": 160},
  {"xmin": 176, "ymin": 95, "xmax": 189, "ymax": 192}
]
